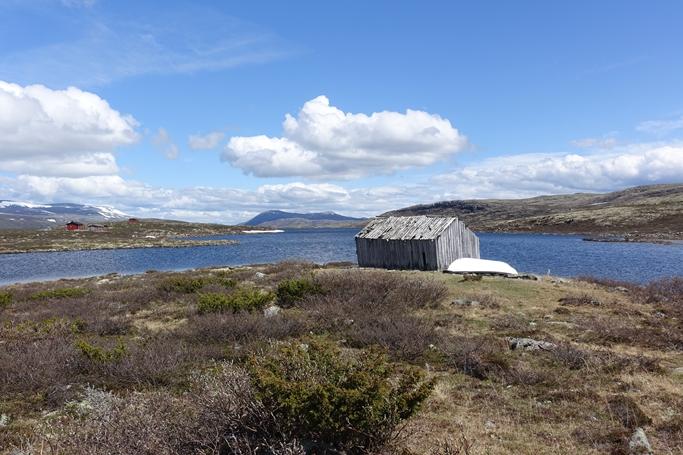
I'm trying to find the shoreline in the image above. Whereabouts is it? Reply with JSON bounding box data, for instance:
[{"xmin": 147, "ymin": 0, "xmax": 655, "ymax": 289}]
[
  {"xmin": 0, "ymin": 239, "xmax": 238, "ymax": 255},
  {"xmin": 476, "ymin": 229, "xmax": 683, "ymax": 244}
]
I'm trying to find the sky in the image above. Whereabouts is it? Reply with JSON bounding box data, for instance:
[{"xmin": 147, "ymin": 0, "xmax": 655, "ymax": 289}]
[{"xmin": 0, "ymin": 0, "xmax": 682, "ymax": 223}]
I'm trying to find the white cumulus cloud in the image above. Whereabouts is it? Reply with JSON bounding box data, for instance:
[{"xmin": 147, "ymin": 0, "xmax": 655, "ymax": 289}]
[
  {"xmin": 0, "ymin": 80, "xmax": 138, "ymax": 176},
  {"xmin": 223, "ymin": 96, "xmax": 467, "ymax": 179}
]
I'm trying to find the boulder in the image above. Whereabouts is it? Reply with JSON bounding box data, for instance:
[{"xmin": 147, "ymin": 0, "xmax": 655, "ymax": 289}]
[
  {"xmin": 263, "ymin": 305, "xmax": 281, "ymax": 318},
  {"xmin": 628, "ymin": 427, "xmax": 653, "ymax": 455},
  {"xmin": 452, "ymin": 299, "xmax": 481, "ymax": 306},
  {"xmin": 507, "ymin": 337, "xmax": 556, "ymax": 351}
]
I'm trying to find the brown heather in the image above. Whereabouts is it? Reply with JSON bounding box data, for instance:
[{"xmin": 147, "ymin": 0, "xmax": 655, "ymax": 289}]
[{"xmin": 0, "ymin": 263, "xmax": 681, "ymax": 454}]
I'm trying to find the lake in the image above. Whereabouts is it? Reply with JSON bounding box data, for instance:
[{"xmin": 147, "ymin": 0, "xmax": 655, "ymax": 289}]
[{"xmin": 0, "ymin": 229, "xmax": 680, "ymax": 285}]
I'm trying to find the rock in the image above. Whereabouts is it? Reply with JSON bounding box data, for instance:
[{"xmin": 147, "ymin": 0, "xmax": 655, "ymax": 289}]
[
  {"xmin": 254, "ymin": 272, "xmax": 266, "ymax": 279},
  {"xmin": 463, "ymin": 274, "xmax": 483, "ymax": 282},
  {"xmin": 452, "ymin": 299, "xmax": 480, "ymax": 306},
  {"xmin": 0, "ymin": 413, "xmax": 9, "ymax": 427},
  {"xmin": 517, "ymin": 274, "xmax": 539, "ymax": 280},
  {"xmin": 507, "ymin": 337, "xmax": 556, "ymax": 351},
  {"xmin": 615, "ymin": 286, "xmax": 631, "ymax": 293},
  {"xmin": 628, "ymin": 427, "xmax": 653, "ymax": 455},
  {"xmin": 263, "ymin": 305, "xmax": 281, "ymax": 318},
  {"xmin": 671, "ymin": 367, "xmax": 683, "ymax": 376}
]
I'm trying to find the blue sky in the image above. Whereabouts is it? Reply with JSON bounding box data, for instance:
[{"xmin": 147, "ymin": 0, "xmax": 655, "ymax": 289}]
[{"xmin": 0, "ymin": 0, "xmax": 682, "ymax": 222}]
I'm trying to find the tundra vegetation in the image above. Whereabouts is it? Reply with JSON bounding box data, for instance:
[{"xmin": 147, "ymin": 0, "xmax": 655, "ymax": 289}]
[{"xmin": 0, "ymin": 262, "xmax": 681, "ymax": 454}]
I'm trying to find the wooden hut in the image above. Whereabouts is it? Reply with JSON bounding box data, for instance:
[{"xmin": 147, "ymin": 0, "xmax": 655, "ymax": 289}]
[
  {"xmin": 87, "ymin": 223, "xmax": 108, "ymax": 232},
  {"xmin": 355, "ymin": 216, "xmax": 479, "ymax": 271},
  {"xmin": 65, "ymin": 221, "xmax": 85, "ymax": 231}
]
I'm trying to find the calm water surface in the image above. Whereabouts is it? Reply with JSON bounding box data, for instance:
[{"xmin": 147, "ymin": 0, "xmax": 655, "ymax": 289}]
[{"xmin": 0, "ymin": 229, "xmax": 680, "ymax": 285}]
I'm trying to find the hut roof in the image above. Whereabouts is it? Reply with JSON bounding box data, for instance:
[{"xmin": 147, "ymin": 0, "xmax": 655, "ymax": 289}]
[{"xmin": 356, "ymin": 216, "xmax": 458, "ymax": 240}]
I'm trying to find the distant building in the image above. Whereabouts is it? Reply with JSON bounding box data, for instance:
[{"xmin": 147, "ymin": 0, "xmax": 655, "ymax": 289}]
[
  {"xmin": 355, "ymin": 216, "xmax": 480, "ymax": 271},
  {"xmin": 66, "ymin": 221, "xmax": 85, "ymax": 231},
  {"xmin": 128, "ymin": 218, "xmax": 140, "ymax": 224},
  {"xmin": 87, "ymin": 223, "xmax": 107, "ymax": 232}
]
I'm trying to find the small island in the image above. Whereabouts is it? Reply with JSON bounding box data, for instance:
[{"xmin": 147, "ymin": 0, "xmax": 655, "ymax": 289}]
[{"xmin": 0, "ymin": 219, "xmax": 247, "ymax": 254}]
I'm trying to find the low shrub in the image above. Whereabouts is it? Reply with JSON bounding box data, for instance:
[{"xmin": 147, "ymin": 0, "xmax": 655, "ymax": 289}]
[
  {"xmin": 184, "ymin": 311, "xmax": 308, "ymax": 344},
  {"xmin": 606, "ymin": 395, "xmax": 651, "ymax": 429},
  {"xmin": 440, "ymin": 335, "xmax": 511, "ymax": 380},
  {"xmin": 0, "ymin": 290, "xmax": 12, "ymax": 308},
  {"xmin": 158, "ymin": 276, "xmax": 206, "ymax": 294},
  {"xmin": 25, "ymin": 364, "xmax": 304, "ymax": 454},
  {"xmin": 30, "ymin": 287, "xmax": 89, "ymax": 300},
  {"xmin": 276, "ymin": 277, "xmax": 322, "ymax": 307},
  {"xmin": 344, "ymin": 312, "xmax": 438, "ymax": 363},
  {"xmin": 74, "ymin": 336, "xmax": 195, "ymax": 387},
  {"xmin": 197, "ymin": 288, "xmax": 274, "ymax": 314},
  {"xmin": 559, "ymin": 294, "xmax": 603, "ymax": 307},
  {"xmin": 248, "ymin": 337, "xmax": 434, "ymax": 452},
  {"xmin": 0, "ymin": 333, "xmax": 77, "ymax": 393},
  {"xmin": 76, "ymin": 338, "xmax": 127, "ymax": 363},
  {"xmin": 309, "ymin": 270, "xmax": 448, "ymax": 310}
]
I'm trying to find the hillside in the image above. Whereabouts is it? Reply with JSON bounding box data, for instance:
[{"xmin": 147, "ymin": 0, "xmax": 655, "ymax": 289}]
[
  {"xmin": 244, "ymin": 210, "xmax": 367, "ymax": 228},
  {"xmin": 0, "ymin": 201, "xmax": 128, "ymax": 230},
  {"xmin": 385, "ymin": 184, "xmax": 683, "ymax": 240}
]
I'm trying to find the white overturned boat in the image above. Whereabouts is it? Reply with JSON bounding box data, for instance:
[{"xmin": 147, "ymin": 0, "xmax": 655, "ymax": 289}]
[
  {"xmin": 242, "ymin": 229, "xmax": 285, "ymax": 234},
  {"xmin": 446, "ymin": 258, "xmax": 518, "ymax": 276}
]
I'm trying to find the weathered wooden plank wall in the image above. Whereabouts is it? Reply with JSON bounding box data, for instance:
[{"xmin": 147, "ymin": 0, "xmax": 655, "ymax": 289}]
[{"xmin": 355, "ymin": 217, "xmax": 479, "ymax": 271}]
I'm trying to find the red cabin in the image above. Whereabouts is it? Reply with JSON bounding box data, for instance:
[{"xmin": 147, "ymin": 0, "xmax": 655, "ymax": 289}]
[{"xmin": 66, "ymin": 221, "xmax": 85, "ymax": 231}]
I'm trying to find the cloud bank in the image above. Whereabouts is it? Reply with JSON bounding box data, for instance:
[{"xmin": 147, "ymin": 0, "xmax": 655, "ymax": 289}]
[
  {"xmin": 222, "ymin": 96, "xmax": 467, "ymax": 179},
  {"xmin": 0, "ymin": 80, "xmax": 138, "ymax": 176},
  {"xmin": 434, "ymin": 144, "xmax": 683, "ymax": 198}
]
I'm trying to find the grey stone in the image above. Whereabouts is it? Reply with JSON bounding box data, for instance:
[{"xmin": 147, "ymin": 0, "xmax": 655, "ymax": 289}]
[
  {"xmin": 263, "ymin": 305, "xmax": 281, "ymax": 318},
  {"xmin": 452, "ymin": 299, "xmax": 480, "ymax": 306},
  {"xmin": 0, "ymin": 413, "xmax": 9, "ymax": 427},
  {"xmin": 507, "ymin": 337, "xmax": 556, "ymax": 351},
  {"xmin": 671, "ymin": 367, "xmax": 683, "ymax": 376},
  {"xmin": 254, "ymin": 272, "xmax": 266, "ymax": 279},
  {"xmin": 517, "ymin": 274, "xmax": 539, "ymax": 281},
  {"xmin": 628, "ymin": 427, "xmax": 653, "ymax": 455}
]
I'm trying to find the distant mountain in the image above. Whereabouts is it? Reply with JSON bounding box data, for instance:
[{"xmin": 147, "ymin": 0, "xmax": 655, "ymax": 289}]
[
  {"xmin": 384, "ymin": 184, "xmax": 683, "ymax": 240},
  {"xmin": 0, "ymin": 201, "xmax": 129, "ymax": 229},
  {"xmin": 244, "ymin": 210, "xmax": 367, "ymax": 229}
]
